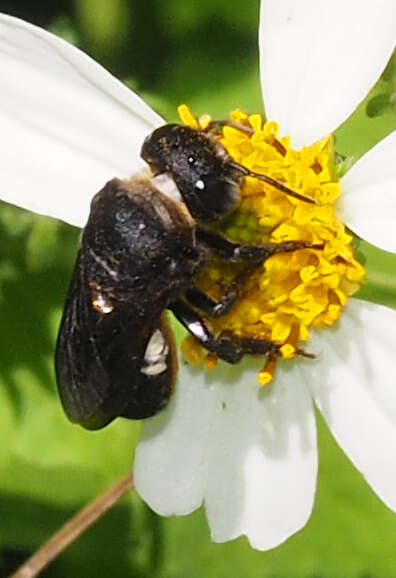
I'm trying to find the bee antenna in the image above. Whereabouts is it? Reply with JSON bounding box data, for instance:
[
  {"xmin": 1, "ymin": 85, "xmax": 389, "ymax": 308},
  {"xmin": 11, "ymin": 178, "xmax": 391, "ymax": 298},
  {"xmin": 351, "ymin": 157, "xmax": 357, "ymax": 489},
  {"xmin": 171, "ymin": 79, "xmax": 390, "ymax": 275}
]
[
  {"xmin": 295, "ymin": 348, "xmax": 317, "ymax": 359},
  {"xmin": 229, "ymin": 162, "xmax": 315, "ymax": 204}
]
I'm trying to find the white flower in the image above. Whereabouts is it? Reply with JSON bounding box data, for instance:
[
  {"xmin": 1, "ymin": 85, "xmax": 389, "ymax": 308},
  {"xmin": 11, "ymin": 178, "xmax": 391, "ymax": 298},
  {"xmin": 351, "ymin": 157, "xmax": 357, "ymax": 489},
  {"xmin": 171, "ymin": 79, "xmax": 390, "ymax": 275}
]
[{"xmin": 1, "ymin": 0, "xmax": 396, "ymax": 551}]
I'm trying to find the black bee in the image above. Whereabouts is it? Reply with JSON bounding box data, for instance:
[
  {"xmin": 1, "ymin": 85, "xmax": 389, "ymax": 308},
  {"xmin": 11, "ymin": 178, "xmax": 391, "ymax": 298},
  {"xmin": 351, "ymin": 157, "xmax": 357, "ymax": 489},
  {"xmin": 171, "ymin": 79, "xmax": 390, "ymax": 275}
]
[{"xmin": 55, "ymin": 122, "xmax": 318, "ymax": 430}]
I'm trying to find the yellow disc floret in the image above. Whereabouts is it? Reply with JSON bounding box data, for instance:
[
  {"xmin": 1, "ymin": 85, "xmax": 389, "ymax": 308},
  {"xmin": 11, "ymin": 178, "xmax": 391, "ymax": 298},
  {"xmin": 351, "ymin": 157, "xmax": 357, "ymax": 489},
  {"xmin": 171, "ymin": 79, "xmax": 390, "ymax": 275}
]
[{"xmin": 178, "ymin": 106, "xmax": 365, "ymax": 384}]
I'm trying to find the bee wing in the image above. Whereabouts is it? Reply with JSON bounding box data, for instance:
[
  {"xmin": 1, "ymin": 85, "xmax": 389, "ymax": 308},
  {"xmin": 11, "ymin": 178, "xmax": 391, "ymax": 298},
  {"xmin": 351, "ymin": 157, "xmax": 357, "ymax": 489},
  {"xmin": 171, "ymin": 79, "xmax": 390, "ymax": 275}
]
[
  {"xmin": 55, "ymin": 250, "xmax": 110, "ymax": 428},
  {"xmin": 55, "ymin": 252, "xmax": 177, "ymax": 429}
]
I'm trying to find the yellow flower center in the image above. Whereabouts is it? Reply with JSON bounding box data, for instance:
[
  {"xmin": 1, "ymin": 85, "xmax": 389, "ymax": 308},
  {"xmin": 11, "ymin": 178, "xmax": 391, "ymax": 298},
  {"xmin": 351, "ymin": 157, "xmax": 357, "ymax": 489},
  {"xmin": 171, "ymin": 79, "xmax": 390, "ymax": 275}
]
[{"xmin": 178, "ymin": 105, "xmax": 365, "ymax": 384}]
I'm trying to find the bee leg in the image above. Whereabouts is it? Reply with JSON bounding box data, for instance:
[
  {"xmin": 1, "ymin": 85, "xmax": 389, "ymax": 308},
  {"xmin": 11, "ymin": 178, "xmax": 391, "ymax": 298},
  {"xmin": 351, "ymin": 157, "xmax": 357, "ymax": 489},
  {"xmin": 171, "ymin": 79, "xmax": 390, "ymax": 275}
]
[
  {"xmin": 196, "ymin": 228, "xmax": 322, "ymax": 263},
  {"xmin": 184, "ymin": 286, "xmax": 239, "ymax": 318},
  {"xmin": 231, "ymin": 335, "xmax": 279, "ymax": 356},
  {"xmin": 169, "ymin": 299, "xmax": 244, "ymax": 364},
  {"xmin": 171, "ymin": 299, "xmax": 281, "ymax": 366},
  {"xmin": 185, "ymin": 259, "xmax": 260, "ymax": 317},
  {"xmin": 170, "ymin": 298, "xmax": 280, "ymax": 364}
]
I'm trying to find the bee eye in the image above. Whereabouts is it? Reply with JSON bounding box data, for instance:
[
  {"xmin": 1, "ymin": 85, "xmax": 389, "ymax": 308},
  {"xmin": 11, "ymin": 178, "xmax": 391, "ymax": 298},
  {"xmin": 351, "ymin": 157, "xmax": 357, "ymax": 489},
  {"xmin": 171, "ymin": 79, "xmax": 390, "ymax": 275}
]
[
  {"xmin": 188, "ymin": 156, "xmax": 196, "ymax": 165},
  {"xmin": 186, "ymin": 175, "xmax": 239, "ymax": 222}
]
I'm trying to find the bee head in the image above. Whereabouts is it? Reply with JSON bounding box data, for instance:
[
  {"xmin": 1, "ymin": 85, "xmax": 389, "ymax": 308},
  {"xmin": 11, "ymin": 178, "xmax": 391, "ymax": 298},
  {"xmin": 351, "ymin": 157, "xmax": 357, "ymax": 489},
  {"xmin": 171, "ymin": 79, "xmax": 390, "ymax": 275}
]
[{"xmin": 141, "ymin": 124, "xmax": 241, "ymax": 224}]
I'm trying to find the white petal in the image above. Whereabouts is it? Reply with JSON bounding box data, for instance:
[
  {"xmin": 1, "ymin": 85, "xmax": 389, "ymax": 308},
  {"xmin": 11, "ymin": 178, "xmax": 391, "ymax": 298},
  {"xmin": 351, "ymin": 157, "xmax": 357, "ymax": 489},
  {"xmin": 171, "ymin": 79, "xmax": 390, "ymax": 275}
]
[
  {"xmin": 259, "ymin": 0, "xmax": 396, "ymax": 147},
  {"xmin": 135, "ymin": 358, "xmax": 317, "ymax": 550},
  {"xmin": 134, "ymin": 363, "xmax": 218, "ymax": 516},
  {"xmin": 0, "ymin": 14, "xmax": 163, "ymax": 227},
  {"xmin": 341, "ymin": 130, "xmax": 396, "ymax": 252},
  {"xmin": 204, "ymin": 362, "xmax": 317, "ymax": 550},
  {"xmin": 305, "ymin": 300, "xmax": 396, "ymax": 511}
]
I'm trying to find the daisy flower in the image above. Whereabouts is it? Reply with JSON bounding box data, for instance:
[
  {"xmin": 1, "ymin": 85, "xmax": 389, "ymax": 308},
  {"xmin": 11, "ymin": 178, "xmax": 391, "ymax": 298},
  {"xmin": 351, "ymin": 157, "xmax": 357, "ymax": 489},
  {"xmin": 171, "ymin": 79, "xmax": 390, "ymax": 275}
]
[{"xmin": 1, "ymin": 0, "xmax": 396, "ymax": 551}]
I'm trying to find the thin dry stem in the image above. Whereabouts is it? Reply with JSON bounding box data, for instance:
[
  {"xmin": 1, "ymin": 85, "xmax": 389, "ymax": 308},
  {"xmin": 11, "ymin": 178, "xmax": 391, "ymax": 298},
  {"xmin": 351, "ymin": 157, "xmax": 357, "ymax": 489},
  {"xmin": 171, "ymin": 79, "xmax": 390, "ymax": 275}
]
[{"xmin": 8, "ymin": 472, "xmax": 134, "ymax": 578}]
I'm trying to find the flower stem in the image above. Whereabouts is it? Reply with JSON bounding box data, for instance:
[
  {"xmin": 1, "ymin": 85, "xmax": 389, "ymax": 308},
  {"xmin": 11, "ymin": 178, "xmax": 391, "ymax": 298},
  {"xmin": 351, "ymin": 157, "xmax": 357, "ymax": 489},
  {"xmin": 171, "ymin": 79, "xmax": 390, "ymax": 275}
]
[
  {"xmin": 8, "ymin": 473, "xmax": 134, "ymax": 578},
  {"xmin": 353, "ymin": 236, "xmax": 396, "ymax": 310}
]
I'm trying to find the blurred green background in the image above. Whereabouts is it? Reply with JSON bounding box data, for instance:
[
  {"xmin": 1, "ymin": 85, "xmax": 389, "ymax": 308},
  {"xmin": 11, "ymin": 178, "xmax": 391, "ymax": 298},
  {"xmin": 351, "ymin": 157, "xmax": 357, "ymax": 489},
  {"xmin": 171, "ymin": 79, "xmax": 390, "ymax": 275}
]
[{"xmin": 0, "ymin": 1, "xmax": 396, "ymax": 577}]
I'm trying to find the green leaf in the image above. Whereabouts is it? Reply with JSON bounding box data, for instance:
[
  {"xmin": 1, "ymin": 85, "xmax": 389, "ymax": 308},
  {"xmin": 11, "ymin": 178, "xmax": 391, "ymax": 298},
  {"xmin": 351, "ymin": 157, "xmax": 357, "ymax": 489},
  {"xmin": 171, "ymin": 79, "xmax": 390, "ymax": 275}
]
[
  {"xmin": 26, "ymin": 216, "xmax": 62, "ymax": 272},
  {"xmin": 76, "ymin": 0, "xmax": 131, "ymax": 55}
]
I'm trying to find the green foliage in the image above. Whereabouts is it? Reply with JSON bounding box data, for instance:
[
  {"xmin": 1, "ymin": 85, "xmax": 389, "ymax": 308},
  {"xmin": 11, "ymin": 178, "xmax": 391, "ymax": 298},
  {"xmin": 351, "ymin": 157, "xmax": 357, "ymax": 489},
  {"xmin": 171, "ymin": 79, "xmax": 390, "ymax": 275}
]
[
  {"xmin": 366, "ymin": 52, "xmax": 396, "ymax": 118},
  {"xmin": 354, "ymin": 237, "xmax": 396, "ymax": 311},
  {"xmin": 1, "ymin": 1, "xmax": 396, "ymax": 576},
  {"xmin": 336, "ymin": 79, "xmax": 396, "ymax": 161}
]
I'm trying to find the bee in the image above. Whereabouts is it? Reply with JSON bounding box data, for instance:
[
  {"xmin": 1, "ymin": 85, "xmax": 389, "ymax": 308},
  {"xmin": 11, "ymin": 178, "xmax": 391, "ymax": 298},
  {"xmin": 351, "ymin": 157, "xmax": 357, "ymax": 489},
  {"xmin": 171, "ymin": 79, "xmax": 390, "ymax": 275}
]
[{"xmin": 55, "ymin": 121, "xmax": 319, "ymax": 430}]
